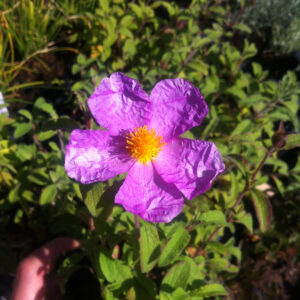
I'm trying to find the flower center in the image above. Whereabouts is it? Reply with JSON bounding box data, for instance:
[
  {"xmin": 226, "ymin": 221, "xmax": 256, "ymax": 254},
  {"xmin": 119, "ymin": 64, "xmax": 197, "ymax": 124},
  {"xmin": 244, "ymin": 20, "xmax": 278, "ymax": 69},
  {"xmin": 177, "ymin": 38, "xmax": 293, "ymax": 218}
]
[{"xmin": 126, "ymin": 125, "xmax": 166, "ymax": 164}]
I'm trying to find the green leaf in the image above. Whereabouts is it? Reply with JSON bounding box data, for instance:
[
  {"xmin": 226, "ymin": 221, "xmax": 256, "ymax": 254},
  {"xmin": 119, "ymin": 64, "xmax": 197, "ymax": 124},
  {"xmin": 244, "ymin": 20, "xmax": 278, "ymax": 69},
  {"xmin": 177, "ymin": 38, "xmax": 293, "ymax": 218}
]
[
  {"xmin": 235, "ymin": 212, "xmax": 253, "ymax": 233},
  {"xmin": 80, "ymin": 182, "xmax": 105, "ymax": 217},
  {"xmin": 192, "ymin": 283, "xmax": 227, "ymax": 297},
  {"xmin": 161, "ymin": 261, "xmax": 190, "ymax": 293},
  {"xmin": 104, "ymin": 288, "xmax": 118, "ymax": 300},
  {"xmin": 209, "ymin": 258, "xmax": 238, "ymax": 273},
  {"xmin": 14, "ymin": 123, "xmax": 32, "ymax": 139},
  {"xmin": 229, "ymin": 171, "xmax": 238, "ymax": 206},
  {"xmin": 77, "ymin": 54, "xmax": 86, "ymax": 65},
  {"xmin": 119, "ymin": 27, "xmax": 133, "ymax": 39},
  {"xmin": 99, "ymin": 250, "xmax": 132, "ymax": 283},
  {"xmin": 37, "ymin": 130, "xmax": 56, "ymax": 141},
  {"xmin": 140, "ymin": 219, "xmax": 160, "ymax": 273},
  {"xmin": 233, "ymin": 23, "xmax": 251, "ymax": 33},
  {"xmin": 120, "ymin": 15, "xmax": 135, "ymax": 28},
  {"xmin": 34, "ymin": 97, "xmax": 58, "ymax": 119},
  {"xmin": 225, "ymin": 86, "xmax": 246, "ymax": 100},
  {"xmin": 158, "ymin": 227, "xmax": 190, "ymax": 267},
  {"xmin": 28, "ymin": 168, "xmax": 49, "ymax": 186},
  {"xmin": 152, "ymin": 1, "xmax": 176, "ymax": 16},
  {"xmin": 171, "ymin": 288, "xmax": 188, "ymax": 300},
  {"xmin": 250, "ymin": 189, "xmax": 272, "ymax": 231},
  {"xmin": 133, "ymin": 273, "xmax": 157, "ymax": 299},
  {"xmin": 242, "ymin": 39, "xmax": 257, "ymax": 59},
  {"xmin": 8, "ymin": 185, "xmax": 19, "ymax": 203},
  {"xmin": 226, "ymin": 155, "xmax": 248, "ymax": 177},
  {"xmin": 239, "ymin": 94, "xmax": 262, "ymax": 105},
  {"xmin": 252, "ymin": 62, "xmax": 263, "ymax": 77},
  {"xmin": 15, "ymin": 144, "xmax": 33, "ymax": 161},
  {"xmin": 272, "ymin": 176, "xmax": 284, "ymax": 195},
  {"xmin": 180, "ymin": 130, "xmax": 194, "ymax": 139},
  {"xmin": 283, "ymin": 133, "xmax": 300, "ymax": 150},
  {"xmin": 202, "ymin": 105, "xmax": 218, "ymax": 139},
  {"xmin": 97, "ymin": 182, "xmax": 120, "ymax": 221},
  {"xmin": 227, "ymin": 246, "xmax": 242, "ymax": 263},
  {"xmin": 198, "ymin": 210, "xmax": 226, "ymax": 225},
  {"xmin": 230, "ymin": 119, "xmax": 252, "ymax": 137},
  {"xmin": 123, "ymin": 39, "xmax": 136, "ymax": 57},
  {"xmin": 40, "ymin": 184, "xmax": 57, "ymax": 205},
  {"xmin": 18, "ymin": 109, "xmax": 32, "ymax": 121},
  {"xmin": 206, "ymin": 241, "xmax": 229, "ymax": 256},
  {"xmin": 129, "ymin": 3, "xmax": 144, "ymax": 18}
]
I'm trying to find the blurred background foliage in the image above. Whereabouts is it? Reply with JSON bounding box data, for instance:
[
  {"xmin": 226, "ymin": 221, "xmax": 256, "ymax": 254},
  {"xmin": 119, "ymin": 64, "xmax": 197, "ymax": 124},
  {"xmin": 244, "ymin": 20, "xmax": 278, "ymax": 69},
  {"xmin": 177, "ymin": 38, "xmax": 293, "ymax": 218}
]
[{"xmin": 1, "ymin": 0, "xmax": 300, "ymax": 299}]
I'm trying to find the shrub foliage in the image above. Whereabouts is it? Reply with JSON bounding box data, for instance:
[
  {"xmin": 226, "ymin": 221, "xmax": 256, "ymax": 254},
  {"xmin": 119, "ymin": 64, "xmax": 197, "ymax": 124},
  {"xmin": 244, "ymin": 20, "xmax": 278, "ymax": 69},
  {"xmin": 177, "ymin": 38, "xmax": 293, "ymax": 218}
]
[{"xmin": 1, "ymin": 0, "xmax": 300, "ymax": 298}]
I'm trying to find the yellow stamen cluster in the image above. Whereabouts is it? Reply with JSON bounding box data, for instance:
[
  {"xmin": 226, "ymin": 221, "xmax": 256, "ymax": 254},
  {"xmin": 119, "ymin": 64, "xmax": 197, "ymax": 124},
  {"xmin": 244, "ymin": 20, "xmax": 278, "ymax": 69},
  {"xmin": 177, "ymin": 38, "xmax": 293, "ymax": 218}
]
[{"xmin": 126, "ymin": 126, "xmax": 166, "ymax": 164}]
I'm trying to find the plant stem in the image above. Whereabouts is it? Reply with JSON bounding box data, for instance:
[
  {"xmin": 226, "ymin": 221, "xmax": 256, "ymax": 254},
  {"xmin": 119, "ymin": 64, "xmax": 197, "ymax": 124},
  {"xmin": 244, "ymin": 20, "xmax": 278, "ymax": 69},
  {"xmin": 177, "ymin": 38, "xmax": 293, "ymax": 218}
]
[
  {"xmin": 134, "ymin": 215, "xmax": 140, "ymax": 239},
  {"xmin": 251, "ymin": 147, "xmax": 275, "ymax": 183},
  {"xmin": 208, "ymin": 147, "xmax": 275, "ymax": 241},
  {"xmin": 58, "ymin": 129, "xmax": 65, "ymax": 152},
  {"xmin": 229, "ymin": 146, "xmax": 275, "ymax": 217},
  {"xmin": 207, "ymin": 226, "xmax": 222, "ymax": 241}
]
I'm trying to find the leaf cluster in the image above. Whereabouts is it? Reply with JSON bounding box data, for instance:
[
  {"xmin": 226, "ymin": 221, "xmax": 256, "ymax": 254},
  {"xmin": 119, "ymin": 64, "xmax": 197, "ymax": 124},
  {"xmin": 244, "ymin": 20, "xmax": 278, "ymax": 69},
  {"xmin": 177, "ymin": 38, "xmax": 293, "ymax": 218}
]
[{"xmin": 1, "ymin": 0, "xmax": 300, "ymax": 299}]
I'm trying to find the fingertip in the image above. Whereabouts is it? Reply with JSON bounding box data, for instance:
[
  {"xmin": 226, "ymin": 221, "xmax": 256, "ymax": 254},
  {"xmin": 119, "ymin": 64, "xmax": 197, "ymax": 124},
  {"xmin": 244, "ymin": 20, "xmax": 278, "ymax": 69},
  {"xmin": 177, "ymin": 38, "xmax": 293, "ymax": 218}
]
[{"xmin": 33, "ymin": 237, "xmax": 81, "ymax": 273}]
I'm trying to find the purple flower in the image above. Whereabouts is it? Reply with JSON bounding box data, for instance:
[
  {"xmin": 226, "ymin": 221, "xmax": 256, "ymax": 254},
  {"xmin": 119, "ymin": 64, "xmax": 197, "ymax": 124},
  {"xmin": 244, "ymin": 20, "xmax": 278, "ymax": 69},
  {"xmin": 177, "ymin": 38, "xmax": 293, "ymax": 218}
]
[{"xmin": 65, "ymin": 73, "xmax": 225, "ymax": 223}]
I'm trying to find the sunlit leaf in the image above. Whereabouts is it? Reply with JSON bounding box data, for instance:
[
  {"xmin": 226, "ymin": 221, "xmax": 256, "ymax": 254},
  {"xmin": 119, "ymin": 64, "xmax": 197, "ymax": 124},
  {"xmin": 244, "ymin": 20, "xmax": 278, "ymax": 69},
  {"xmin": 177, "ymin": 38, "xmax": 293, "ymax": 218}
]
[
  {"xmin": 140, "ymin": 219, "xmax": 160, "ymax": 273},
  {"xmin": 250, "ymin": 189, "xmax": 272, "ymax": 231},
  {"xmin": 159, "ymin": 227, "xmax": 190, "ymax": 267},
  {"xmin": 192, "ymin": 283, "xmax": 227, "ymax": 297},
  {"xmin": 40, "ymin": 184, "xmax": 57, "ymax": 205},
  {"xmin": 14, "ymin": 123, "xmax": 32, "ymax": 139}
]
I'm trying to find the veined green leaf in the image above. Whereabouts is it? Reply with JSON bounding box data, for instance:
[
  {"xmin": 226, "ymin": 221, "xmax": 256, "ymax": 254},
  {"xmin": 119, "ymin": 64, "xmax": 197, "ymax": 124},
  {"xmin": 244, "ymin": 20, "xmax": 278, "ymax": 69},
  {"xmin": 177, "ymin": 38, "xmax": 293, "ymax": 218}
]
[
  {"xmin": 283, "ymin": 133, "xmax": 300, "ymax": 150},
  {"xmin": 99, "ymin": 250, "xmax": 132, "ymax": 283},
  {"xmin": 230, "ymin": 119, "xmax": 252, "ymax": 137},
  {"xmin": 199, "ymin": 210, "xmax": 226, "ymax": 225},
  {"xmin": 40, "ymin": 184, "xmax": 57, "ymax": 205},
  {"xmin": 233, "ymin": 23, "xmax": 251, "ymax": 34},
  {"xmin": 34, "ymin": 97, "xmax": 58, "ymax": 119},
  {"xmin": 37, "ymin": 130, "xmax": 56, "ymax": 141},
  {"xmin": 15, "ymin": 144, "xmax": 34, "ymax": 161},
  {"xmin": 206, "ymin": 241, "xmax": 229, "ymax": 256},
  {"xmin": 158, "ymin": 227, "xmax": 190, "ymax": 267},
  {"xmin": 225, "ymin": 86, "xmax": 247, "ymax": 100},
  {"xmin": 140, "ymin": 219, "xmax": 160, "ymax": 273},
  {"xmin": 97, "ymin": 182, "xmax": 120, "ymax": 221},
  {"xmin": 161, "ymin": 261, "xmax": 190, "ymax": 294},
  {"xmin": 192, "ymin": 283, "xmax": 227, "ymax": 297},
  {"xmin": 80, "ymin": 182, "xmax": 105, "ymax": 217},
  {"xmin": 250, "ymin": 189, "xmax": 272, "ymax": 231},
  {"xmin": 151, "ymin": 1, "xmax": 176, "ymax": 16},
  {"xmin": 18, "ymin": 109, "xmax": 32, "ymax": 121},
  {"xmin": 209, "ymin": 258, "xmax": 238, "ymax": 273},
  {"xmin": 14, "ymin": 122, "xmax": 32, "ymax": 139},
  {"xmin": 235, "ymin": 212, "xmax": 253, "ymax": 233}
]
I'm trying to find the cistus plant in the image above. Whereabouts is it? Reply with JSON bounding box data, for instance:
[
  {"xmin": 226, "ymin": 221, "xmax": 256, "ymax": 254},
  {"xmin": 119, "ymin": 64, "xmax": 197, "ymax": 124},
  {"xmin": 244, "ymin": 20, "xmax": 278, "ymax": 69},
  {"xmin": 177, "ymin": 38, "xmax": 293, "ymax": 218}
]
[
  {"xmin": 1, "ymin": 0, "xmax": 300, "ymax": 299},
  {"xmin": 65, "ymin": 72, "xmax": 224, "ymax": 223}
]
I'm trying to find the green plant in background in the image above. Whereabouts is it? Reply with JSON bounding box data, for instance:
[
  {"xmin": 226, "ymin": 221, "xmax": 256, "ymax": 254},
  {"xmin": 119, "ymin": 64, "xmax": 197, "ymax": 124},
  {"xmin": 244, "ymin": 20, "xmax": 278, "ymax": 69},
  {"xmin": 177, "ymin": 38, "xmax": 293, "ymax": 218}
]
[
  {"xmin": 238, "ymin": 0, "xmax": 300, "ymax": 54},
  {"xmin": 1, "ymin": 0, "xmax": 300, "ymax": 299},
  {"xmin": 0, "ymin": 0, "xmax": 85, "ymax": 93}
]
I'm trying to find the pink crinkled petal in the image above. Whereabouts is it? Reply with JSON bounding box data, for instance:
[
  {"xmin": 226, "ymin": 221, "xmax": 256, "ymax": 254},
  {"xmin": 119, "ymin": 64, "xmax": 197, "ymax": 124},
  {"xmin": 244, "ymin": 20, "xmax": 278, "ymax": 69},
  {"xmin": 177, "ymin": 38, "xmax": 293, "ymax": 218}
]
[
  {"xmin": 115, "ymin": 163, "xmax": 184, "ymax": 223},
  {"xmin": 65, "ymin": 129, "xmax": 134, "ymax": 184},
  {"xmin": 88, "ymin": 73, "xmax": 151, "ymax": 135},
  {"xmin": 149, "ymin": 78, "xmax": 208, "ymax": 141},
  {"xmin": 155, "ymin": 138, "xmax": 225, "ymax": 200}
]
